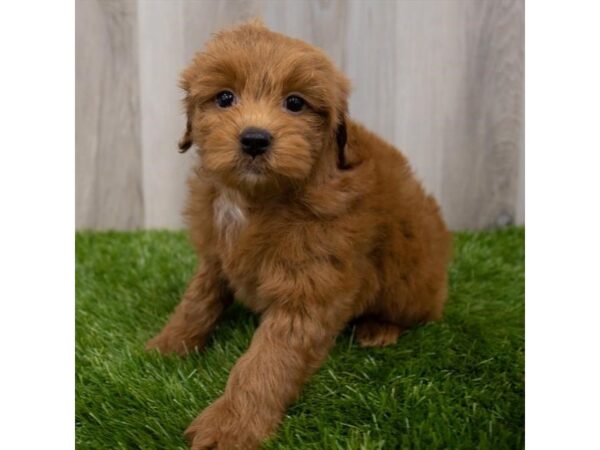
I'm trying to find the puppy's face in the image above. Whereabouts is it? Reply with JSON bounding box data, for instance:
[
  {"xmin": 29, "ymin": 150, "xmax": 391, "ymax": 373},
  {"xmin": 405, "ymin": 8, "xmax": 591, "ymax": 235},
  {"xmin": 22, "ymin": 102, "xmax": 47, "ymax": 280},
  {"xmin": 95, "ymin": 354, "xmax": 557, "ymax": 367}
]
[{"xmin": 179, "ymin": 22, "xmax": 350, "ymax": 193}]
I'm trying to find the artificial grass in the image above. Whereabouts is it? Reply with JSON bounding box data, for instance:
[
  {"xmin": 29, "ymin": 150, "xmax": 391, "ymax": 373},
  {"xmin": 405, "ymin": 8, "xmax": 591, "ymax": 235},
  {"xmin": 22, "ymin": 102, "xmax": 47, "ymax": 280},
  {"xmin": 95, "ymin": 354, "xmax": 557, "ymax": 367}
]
[{"xmin": 76, "ymin": 227, "xmax": 524, "ymax": 450}]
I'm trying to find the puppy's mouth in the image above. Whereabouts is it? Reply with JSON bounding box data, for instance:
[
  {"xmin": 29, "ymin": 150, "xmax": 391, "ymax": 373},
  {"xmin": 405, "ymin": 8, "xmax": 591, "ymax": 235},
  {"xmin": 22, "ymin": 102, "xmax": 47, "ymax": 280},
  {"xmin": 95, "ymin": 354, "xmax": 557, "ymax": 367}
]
[
  {"xmin": 241, "ymin": 156, "xmax": 267, "ymax": 175},
  {"xmin": 236, "ymin": 155, "xmax": 272, "ymax": 186}
]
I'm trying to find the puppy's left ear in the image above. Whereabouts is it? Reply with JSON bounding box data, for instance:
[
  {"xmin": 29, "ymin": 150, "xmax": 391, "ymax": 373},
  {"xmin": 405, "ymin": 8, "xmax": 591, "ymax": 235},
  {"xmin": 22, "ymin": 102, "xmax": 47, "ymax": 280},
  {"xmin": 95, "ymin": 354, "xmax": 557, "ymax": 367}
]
[
  {"xmin": 178, "ymin": 118, "xmax": 192, "ymax": 153},
  {"xmin": 336, "ymin": 116, "xmax": 349, "ymax": 170},
  {"xmin": 332, "ymin": 71, "xmax": 352, "ymax": 170}
]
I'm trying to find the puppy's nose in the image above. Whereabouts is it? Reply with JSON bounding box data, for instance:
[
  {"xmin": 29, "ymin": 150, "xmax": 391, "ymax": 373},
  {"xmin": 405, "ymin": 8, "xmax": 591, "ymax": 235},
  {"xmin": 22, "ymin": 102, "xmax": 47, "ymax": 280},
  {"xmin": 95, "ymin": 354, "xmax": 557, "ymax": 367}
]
[{"xmin": 240, "ymin": 127, "xmax": 272, "ymax": 157}]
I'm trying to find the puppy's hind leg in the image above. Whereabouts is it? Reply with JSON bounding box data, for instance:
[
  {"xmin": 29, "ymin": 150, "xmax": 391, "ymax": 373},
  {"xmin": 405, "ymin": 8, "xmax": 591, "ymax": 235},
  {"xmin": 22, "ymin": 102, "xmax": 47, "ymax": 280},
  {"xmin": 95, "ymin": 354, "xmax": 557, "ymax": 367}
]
[
  {"xmin": 354, "ymin": 316, "xmax": 404, "ymax": 348},
  {"xmin": 146, "ymin": 259, "xmax": 233, "ymax": 356}
]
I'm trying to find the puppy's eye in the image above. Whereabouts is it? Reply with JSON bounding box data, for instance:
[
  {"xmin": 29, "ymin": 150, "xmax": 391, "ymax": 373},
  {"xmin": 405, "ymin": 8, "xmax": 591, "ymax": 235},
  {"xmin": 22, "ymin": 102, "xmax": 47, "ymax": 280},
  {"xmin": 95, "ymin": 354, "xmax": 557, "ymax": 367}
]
[
  {"xmin": 284, "ymin": 95, "xmax": 305, "ymax": 113},
  {"xmin": 215, "ymin": 90, "xmax": 236, "ymax": 108}
]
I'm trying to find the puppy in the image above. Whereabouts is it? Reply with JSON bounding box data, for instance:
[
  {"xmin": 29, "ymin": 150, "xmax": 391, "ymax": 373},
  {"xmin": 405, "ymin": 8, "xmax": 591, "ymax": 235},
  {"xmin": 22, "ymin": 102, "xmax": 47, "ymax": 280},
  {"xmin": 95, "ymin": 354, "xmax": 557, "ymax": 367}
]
[{"xmin": 147, "ymin": 20, "xmax": 451, "ymax": 450}]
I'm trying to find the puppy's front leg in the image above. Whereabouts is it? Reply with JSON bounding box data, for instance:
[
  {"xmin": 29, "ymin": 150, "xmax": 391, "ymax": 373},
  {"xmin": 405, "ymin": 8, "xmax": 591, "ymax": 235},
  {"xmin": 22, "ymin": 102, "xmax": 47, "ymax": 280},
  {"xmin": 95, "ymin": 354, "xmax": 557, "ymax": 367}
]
[
  {"xmin": 186, "ymin": 304, "xmax": 348, "ymax": 450},
  {"xmin": 147, "ymin": 259, "xmax": 232, "ymax": 356}
]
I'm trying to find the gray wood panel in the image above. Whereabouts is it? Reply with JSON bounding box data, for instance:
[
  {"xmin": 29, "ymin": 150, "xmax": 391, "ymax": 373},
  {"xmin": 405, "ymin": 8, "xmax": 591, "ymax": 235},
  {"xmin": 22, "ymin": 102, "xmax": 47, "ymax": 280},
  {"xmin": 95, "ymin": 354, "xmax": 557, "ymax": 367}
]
[
  {"xmin": 137, "ymin": 0, "xmax": 193, "ymax": 229},
  {"xmin": 438, "ymin": 0, "xmax": 525, "ymax": 229},
  {"xmin": 76, "ymin": 0, "xmax": 524, "ymax": 230},
  {"xmin": 76, "ymin": 0, "xmax": 143, "ymax": 229}
]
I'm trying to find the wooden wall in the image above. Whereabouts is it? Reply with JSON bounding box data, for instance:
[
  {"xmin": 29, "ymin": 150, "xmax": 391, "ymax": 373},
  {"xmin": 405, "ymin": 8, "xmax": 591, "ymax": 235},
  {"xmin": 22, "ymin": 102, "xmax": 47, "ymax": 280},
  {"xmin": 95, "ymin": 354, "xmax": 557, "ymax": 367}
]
[{"xmin": 76, "ymin": 0, "xmax": 524, "ymax": 230}]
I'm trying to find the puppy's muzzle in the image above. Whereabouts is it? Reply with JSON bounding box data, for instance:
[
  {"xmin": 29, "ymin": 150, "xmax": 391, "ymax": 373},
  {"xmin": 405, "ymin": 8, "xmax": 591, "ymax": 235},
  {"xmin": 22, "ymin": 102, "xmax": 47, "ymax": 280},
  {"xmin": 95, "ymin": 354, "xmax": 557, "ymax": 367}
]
[{"xmin": 240, "ymin": 127, "xmax": 272, "ymax": 158}]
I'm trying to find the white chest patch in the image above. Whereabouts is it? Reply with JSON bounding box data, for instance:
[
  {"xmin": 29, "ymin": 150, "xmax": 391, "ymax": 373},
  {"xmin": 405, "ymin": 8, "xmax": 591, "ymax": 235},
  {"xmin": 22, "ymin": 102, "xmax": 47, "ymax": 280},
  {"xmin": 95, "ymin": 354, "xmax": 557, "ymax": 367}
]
[{"xmin": 213, "ymin": 189, "xmax": 247, "ymax": 245}]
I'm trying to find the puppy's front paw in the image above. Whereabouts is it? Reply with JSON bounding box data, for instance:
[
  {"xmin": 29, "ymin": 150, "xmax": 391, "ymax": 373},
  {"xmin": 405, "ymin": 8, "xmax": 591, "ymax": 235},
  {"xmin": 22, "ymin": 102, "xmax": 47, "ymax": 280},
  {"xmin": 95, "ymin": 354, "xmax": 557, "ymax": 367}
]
[
  {"xmin": 146, "ymin": 330, "xmax": 203, "ymax": 356},
  {"xmin": 185, "ymin": 397, "xmax": 263, "ymax": 450}
]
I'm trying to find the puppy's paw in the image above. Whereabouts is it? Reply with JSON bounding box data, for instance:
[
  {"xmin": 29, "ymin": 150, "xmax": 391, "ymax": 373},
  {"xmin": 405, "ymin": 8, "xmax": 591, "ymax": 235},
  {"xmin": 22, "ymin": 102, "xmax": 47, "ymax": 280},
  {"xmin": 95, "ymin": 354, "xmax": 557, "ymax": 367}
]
[
  {"xmin": 146, "ymin": 331, "xmax": 203, "ymax": 356},
  {"xmin": 185, "ymin": 397, "xmax": 263, "ymax": 450},
  {"xmin": 355, "ymin": 319, "xmax": 403, "ymax": 348}
]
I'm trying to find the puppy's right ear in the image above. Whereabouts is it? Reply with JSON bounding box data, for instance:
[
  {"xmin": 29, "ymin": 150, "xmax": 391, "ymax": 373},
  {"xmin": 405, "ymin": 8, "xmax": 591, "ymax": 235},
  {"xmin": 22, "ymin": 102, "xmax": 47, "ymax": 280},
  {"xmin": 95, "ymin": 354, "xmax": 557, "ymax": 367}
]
[
  {"xmin": 178, "ymin": 118, "xmax": 192, "ymax": 153},
  {"xmin": 178, "ymin": 74, "xmax": 194, "ymax": 153}
]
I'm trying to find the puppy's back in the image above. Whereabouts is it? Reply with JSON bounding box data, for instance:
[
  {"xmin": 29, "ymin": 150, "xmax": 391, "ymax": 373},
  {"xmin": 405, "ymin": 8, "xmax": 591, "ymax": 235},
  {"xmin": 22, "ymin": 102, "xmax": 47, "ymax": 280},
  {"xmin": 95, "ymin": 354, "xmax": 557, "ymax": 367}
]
[{"xmin": 347, "ymin": 119, "xmax": 451, "ymax": 321}]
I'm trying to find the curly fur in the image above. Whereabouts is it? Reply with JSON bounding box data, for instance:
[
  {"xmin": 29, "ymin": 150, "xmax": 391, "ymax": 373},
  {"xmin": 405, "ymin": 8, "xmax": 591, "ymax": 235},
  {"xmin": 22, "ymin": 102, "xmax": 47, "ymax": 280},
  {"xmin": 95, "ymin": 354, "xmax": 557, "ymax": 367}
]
[{"xmin": 147, "ymin": 20, "xmax": 452, "ymax": 450}]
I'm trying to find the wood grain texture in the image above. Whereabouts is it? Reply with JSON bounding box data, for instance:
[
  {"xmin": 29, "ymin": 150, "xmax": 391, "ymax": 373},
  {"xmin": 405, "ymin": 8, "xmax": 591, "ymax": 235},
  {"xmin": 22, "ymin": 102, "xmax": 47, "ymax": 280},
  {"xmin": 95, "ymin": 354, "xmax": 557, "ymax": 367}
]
[
  {"xmin": 137, "ymin": 0, "xmax": 193, "ymax": 229},
  {"xmin": 438, "ymin": 0, "xmax": 525, "ymax": 229},
  {"xmin": 75, "ymin": 0, "xmax": 524, "ymax": 230},
  {"xmin": 76, "ymin": 0, "xmax": 143, "ymax": 230}
]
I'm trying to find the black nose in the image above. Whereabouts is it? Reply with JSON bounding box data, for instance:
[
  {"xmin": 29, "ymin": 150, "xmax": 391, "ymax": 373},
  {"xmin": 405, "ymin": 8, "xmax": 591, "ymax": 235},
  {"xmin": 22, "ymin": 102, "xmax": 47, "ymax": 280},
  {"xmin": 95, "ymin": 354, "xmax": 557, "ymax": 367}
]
[{"xmin": 240, "ymin": 127, "xmax": 272, "ymax": 157}]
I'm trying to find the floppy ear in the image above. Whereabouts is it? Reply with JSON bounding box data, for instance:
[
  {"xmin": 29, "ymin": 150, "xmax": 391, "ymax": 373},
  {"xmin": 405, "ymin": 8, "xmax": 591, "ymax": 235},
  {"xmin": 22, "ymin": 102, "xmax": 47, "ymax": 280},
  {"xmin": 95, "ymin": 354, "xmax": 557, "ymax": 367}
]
[
  {"xmin": 336, "ymin": 116, "xmax": 349, "ymax": 170},
  {"xmin": 178, "ymin": 118, "xmax": 193, "ymax": 153},
  {"xmin": 178, "ymin": 73, "xmax": 194, "ymax": 153},
  {"xmin": 332, "ymin": 70, "xmax": 352, "ymax": 170}
]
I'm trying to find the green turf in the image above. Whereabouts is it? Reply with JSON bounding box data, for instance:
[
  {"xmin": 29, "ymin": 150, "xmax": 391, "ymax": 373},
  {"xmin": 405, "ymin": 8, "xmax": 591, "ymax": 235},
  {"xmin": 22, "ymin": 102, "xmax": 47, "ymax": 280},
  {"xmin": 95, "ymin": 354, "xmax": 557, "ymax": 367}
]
[{"xmin": 76, "ymin": 227, "xmax": 524, "ymax": 450}]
